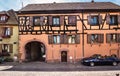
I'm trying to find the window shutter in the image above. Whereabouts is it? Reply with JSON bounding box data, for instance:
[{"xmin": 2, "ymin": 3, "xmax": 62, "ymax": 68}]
[
  {"xmin": 97, "ymin": 34, "xmax": 101, "ymax": 43},
  {"xmin": 0, "ymin": 44, "xmax": 2, "ymax": 53},
  {"xmin": 65, "ymin": 16, "xmax": 68, "ymax": 25},
  {"xmin": 117, "ymin": 34, "xmax": 120, "ymax": 43},
  {"xmin": 75, "ymin": 34, "xmax": 80, "ymax": 44},
  {"xmin": 60, "ymin": 35, "xmax": 64, "ymax": 44},
  {"xmin": 87, "ymin": 34, "xmax": 91, "ymax": 44},
  {"xmin": 68, "ymin": 16, "xmax": 76, "ymax": 25},
  {"xmin": 10, "ymin": 27, "xmax": 13, "ymax": 35},
  {"xmin": 40, "ymin": 16, "xmax": 44, "ymax": 25},
  {"xmin": 118, "ymin": 15, "xmax": 120, "ymax": 24},
  {"xmin": 48, "ymin": 35, "xmax": 53, "ymax": 44},
  {"xmin": 106, "ymin": 14, "xmax": 110, "ymax": 24},
  {"xmin": 64, "ymin": 34, "xmax": 68, "ymax": 44},
  {"xmin": 9, "ymin": 44, "xmax": 13, "ymax": 53},
  {"xmin": 87, "ymin": 15, "xmax": 91, "ymax": 25},
  {"xmin": 2, "ymin": 27, "xmax": 5, "ymax": 37},
  {"xmin": 49, "ymin": 16, "xmax": 52, "ymax": 26},
  {"xmin": 0, "ymin": 28, "xmax": 3, "ymax": 36},
  {"xmin": 30, "ymin": 16, "xmax": 33, "ymax": 26},
  {"xmin": 99, "ymin": 34, "xmax": 104, "ymax": 43},
  {"xmin": 1, "ymin": 27, "xmax": 4, "ymax": 37},
  {"xmin": 99, "ymin": 15, "xmax": 102, "ymax": 24},
  {"xmin": 106, "ymin": 34, "xmax": 111, "ymax": 43},
  {"xmin": 60, "ymin": 16, "xmax": 64, "ymax": 25}
]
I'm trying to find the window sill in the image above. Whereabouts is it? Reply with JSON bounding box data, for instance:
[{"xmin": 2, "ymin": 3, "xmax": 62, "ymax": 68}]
[
  {"xmin": 89, "ymin": 43, "xmax": 102, "ymax": 47},
  {"xmin": 109, "ymin": 24, "xmax": 118, "ymax": 26},
  {"xmin": 51, "ymin": 43, "xmax": 79, "ymax": 45},
  {"xmin": 90, "ymin": 24, "xmax": 99, "ymax": 26},
  {"xmin": 2, "ymin": 36, "xmax": 11, "ymax": 38},
  {"xmin": 52, "ymin": 25, "xmax": 60, "ymax": 27},
  {"xmin": 107, "ymin": 42, "xmax": 117, "ymax": 44},
  {"xmin": 66, "ymin": 24, "xmax": 76, "ymax": 26}
]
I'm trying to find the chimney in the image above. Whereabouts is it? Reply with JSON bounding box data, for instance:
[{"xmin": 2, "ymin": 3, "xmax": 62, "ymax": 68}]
[
  {"xmin": 53, "ymin": 2, "xmax": 56, "ymax": 4},
  {"xmin": 91, "ymin": 0, "xmax": 94, "ymax": 3}
]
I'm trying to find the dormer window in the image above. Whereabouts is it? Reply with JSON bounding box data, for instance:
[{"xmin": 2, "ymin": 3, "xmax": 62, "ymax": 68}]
[{"xmin": 0, "ymin": 15, "xmax": 8, "ymax": 22}]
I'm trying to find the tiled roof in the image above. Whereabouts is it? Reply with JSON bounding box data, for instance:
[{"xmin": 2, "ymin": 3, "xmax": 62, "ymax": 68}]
[
  {"xmin": 0, "ymin": 9, "xmax": 18, "ymax": 25},
  {"xmin": 19, "ymin": 2, "xmax": 120, "ymax": 11}
]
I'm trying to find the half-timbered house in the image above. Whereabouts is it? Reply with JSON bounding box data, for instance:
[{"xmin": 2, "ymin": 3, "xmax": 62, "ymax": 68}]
[{"xmin": 17, "ymin": 2, "xmax": 120, "ymax": 63}]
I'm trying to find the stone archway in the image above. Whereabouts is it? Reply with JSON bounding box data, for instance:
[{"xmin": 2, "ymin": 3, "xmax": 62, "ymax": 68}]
[{"xmin": 25, "ymin": 41, "xmax": 46, "ymax": 62}]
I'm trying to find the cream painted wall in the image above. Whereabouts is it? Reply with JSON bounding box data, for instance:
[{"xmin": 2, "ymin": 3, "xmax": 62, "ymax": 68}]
[{"xmin": 1, "ymin": 25, "xmax": 19, "ymax": 58}]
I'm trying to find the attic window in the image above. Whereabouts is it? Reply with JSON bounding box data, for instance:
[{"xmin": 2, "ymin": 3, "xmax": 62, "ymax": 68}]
[{"xmin": 0, "ymin": 15, "xmax": 7, "ymax": 22}]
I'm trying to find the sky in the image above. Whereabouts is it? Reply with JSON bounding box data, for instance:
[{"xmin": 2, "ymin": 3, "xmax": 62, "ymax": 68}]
[{"xmin": 0, "ymin": 0, "xmax": 120, "ymax": 11}]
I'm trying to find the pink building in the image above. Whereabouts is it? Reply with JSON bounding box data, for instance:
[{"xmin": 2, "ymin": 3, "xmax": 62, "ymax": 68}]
[{"xmin": 17, "ymin": 2, "xmax": 120, "ymax": 63}]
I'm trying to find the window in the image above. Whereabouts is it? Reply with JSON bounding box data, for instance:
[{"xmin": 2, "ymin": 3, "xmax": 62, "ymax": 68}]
[
  {"xmin": 0, "ymin": 15, "xmax": 7, "ymax": 22},
  {"xmin": 0, "ymin": 16, "xmax": 6, "ymax": 21},
  {"xmin": 88, "ymin": 15, "xmax": 103, "ymax": 26},
  {"xmin": 33, "ymin": 17, "xmax": 40, "ymax": 25},
  {"xmin": 48, "ymin": 34, "xmax": 80, "ymax": 44},
  {"xmin": 52, "ymin": 17, "xmax": 60, "ymax": 26},
  {"xmin": 88, "ymin": 16, "xmax": 99, "ymax": 25},
  {"xmin": 87, "ymin": 34, "xmax": 104, "ymax": 43},
  {"xmin": 33, "ymin": 16, "xmax": 47, "ymax": 26},
  {"xmin": 19, "ymin": 16, "xmax": 26, "ymax": 25},
  {"xmin": 53, "ymin": 35, "xmax": 60, "ymax": 44},
  {"xmin": 91, "ymin": 16, "xmax": 99, "ymax": 25},
  {"xmin": 106, "ymin": 33, "xmax": 120, "ymax": 43},
  {"xmin": 110, "ymin": 15, "xmax": 118, "ymax": 25},
  {"xmin": 0, "ymin": 27, "xmax": 12, "ymax": 38},
  {"xmin": 0, "ymin": 44, "xmax": 13, "ymax": 56},
  {"xmin": 68, "ymin": 16, "xmax": 76, "ymax": 25},
  {"xmin": 68, "ymin": 35, "xmax": 76, "ymax": 44}
]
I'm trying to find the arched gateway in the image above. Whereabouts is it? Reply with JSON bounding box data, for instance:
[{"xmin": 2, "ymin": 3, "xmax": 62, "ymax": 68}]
[{"xmin": 25, "ymin": 41, "xmax": 46, "ymax": 62}]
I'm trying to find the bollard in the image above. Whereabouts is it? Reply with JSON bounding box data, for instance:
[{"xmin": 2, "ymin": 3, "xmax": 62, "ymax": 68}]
[{"xmin": 116, "ymin": 74, "xmax": 119, "ymax": 76}]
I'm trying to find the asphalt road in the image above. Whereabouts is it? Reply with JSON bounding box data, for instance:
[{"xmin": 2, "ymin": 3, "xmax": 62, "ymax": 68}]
[{"xmin": 0, "ymin": 62, "xmax": 120, "ymax": 71}]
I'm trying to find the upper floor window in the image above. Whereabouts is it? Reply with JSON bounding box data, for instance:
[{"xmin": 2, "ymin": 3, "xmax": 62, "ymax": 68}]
[
  {"xmin": 110, "ymin": 15, "xmax": 118, "ymax": 25},
  {"xmin": 88, "ymin": 15, "xmax": 102, "ymax": 25},
  {"xmin": 68, "ymin": 16, "xmax": 76, "ymax": 25},
  {"xmin": 106, "ymin": 14, "xmax": 120, "ymax": 25},
  {"xmin": 88, "ymin": 15, "xmax": 99, "ymax": 25},
  {"xmin": 53, "ymin": 35, "xmax": 60, "ymax": 44},
  {"xmin": 87, "ymin": 34, "xmax": 104, "ymax": 44},
  {"xmin": 0, "ymin": 27, "xmax": 13, "ymax": 38},
  {"xmin": 106, "ymin": 33, "xmax": 120, "ymax": 43},
  {"xmin": 34, "ymin": 17, "xmax": 40, "ymax": 25},
  {"xmin": 33, "ymin": 16, "xmax": 47, "ymax": 26},
  {"xmin": 19, "ymin": 16, "xmax": 26, "ymax": 25},
  {"xmin": 0, "ymin": 15, "xmax": 8, "ymax": 22},
  {"xmin": 52, "ymin": 17, "xmax": 60, "ymax": 26}
]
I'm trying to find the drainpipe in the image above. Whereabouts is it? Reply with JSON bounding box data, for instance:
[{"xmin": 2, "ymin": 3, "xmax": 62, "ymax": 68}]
[{"xmin": 82, "ymin": 11, "xmax": 84, "ymax": 58}]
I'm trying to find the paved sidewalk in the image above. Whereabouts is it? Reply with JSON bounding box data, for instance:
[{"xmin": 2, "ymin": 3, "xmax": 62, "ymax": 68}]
[{"xmin": 0, "ymin": 71, "xmax": 120, "ymax": 76}]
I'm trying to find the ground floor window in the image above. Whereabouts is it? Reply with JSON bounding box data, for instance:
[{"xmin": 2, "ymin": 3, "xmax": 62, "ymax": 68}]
[
  {"xmin": 48, "ymin": 34, "xmax": 80, "ymax": 44},
  {"xmin": 53, "ymin": 35, "xmax": 60, "ymax": 44},
  {"xmin": 0, "ymin": 44, "xmax": 13, "ymax": 56},
  {"xmin": 107, "ymin": 33, "xmax": 120, "ymax": 43},
  {"xmin": 87, "ymin": 34, "xmax": 104, "ymax": 44},
  {"xmin": 68, "ymin": 35, "xmax": 76, "ymax": 44}
]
